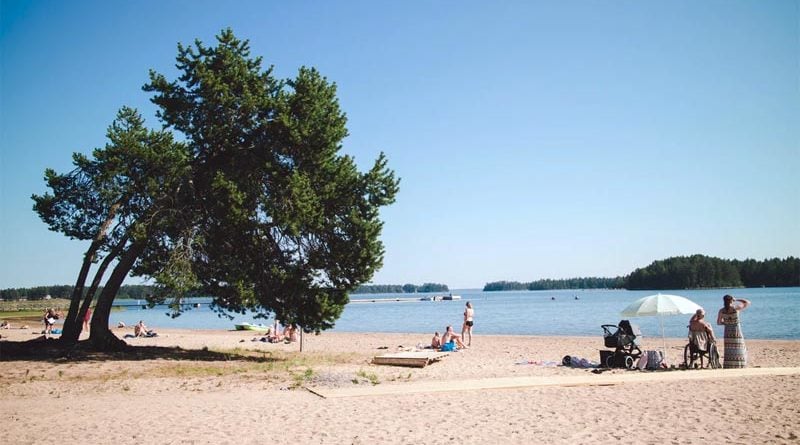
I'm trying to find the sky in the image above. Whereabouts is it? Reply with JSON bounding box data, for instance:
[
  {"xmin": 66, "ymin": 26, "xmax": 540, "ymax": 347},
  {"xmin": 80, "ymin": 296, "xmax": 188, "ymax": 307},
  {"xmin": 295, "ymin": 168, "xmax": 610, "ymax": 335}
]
[{"xmin": 1, "ymin": 1, "xmax": 798, "ymax": 290}]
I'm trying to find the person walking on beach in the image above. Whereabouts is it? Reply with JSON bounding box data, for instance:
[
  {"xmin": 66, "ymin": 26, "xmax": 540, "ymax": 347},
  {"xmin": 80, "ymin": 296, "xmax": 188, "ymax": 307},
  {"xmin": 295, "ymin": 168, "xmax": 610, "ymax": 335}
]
[
  {"xmin": 461, "ymin": 301, "xmax": 474, "ymax": 346},
  {"xmin": 82, "ymin": 307, "xmax": 93, "ymax": 334},
  {"xmin": 717, "ymin": 295, "xmax": 751, "ymax": 368}
]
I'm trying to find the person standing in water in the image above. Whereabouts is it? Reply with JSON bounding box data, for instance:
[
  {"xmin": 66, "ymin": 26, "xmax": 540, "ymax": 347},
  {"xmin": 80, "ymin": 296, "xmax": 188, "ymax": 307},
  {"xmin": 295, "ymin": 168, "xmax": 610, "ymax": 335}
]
[{"xmin": 461, "ymin": 301, "xmax": 474, "ymax": 346}]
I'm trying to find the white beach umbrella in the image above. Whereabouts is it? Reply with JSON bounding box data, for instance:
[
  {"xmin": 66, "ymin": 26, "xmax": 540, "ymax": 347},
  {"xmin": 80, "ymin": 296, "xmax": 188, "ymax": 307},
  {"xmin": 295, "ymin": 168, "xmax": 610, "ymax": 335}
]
[{"xmin": 620, "ymin": 293, "xmax": 703, "ymax": 361}]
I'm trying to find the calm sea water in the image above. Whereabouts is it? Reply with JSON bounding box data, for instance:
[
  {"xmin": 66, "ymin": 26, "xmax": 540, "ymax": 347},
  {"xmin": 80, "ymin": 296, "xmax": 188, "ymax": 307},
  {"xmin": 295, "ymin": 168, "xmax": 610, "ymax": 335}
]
[{"xmin": 110, "ymin": 287, "xmax": 800, "ymax": 340}]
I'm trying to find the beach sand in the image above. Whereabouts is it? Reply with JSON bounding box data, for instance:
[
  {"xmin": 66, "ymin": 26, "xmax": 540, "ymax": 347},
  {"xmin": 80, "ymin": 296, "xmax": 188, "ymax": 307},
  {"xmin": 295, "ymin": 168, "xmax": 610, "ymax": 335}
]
[{"xmin": 2, "ymin": 327, "xmax": 799, "ymax": 444}]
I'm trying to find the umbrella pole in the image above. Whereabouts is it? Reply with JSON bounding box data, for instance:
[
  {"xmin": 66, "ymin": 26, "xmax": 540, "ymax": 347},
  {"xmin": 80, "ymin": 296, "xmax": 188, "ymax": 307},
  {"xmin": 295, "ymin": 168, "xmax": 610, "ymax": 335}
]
[{"xmin": 659, "ymin": 316, "xmax": 667, "ymax": 362}]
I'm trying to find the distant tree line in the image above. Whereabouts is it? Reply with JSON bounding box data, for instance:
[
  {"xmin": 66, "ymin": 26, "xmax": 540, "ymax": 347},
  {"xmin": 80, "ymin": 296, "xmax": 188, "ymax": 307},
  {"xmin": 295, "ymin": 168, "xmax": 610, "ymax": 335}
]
[
  {"xmin": 7, "ymin": 256, "xmax": 796, "ymax": 299},
  {"xmin": 3, "ymin": 282, "xmax": 449, "ymax": 300},
  {"xmin": 483, "ymin": 277, "xmax": 624, "ymax": 292},
  {"xmin": 624, "ymin": 255, "xmax": 799, "ymax": 290},
  {"xmin": 484, "ymin": 255, "xmax": 799, "ymax": 291},
  {"xmin": 1, "ymin": 285, "xmax": 156, "ymax": 301},
  {"xmin": 353, "ymin": 283, "xmax": 449, "ymax": 294}
]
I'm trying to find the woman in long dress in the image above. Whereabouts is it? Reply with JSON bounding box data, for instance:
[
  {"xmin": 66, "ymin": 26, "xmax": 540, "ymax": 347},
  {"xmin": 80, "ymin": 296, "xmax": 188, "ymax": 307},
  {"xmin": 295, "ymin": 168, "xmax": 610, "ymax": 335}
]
[{"xmin": 717, "ymin": 294, "xmax": 751, "ymax": 368}]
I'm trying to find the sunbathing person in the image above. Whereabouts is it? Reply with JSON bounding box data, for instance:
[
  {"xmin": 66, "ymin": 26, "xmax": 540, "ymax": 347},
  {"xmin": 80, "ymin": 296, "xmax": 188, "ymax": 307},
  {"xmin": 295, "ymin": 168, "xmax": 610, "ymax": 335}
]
[
  {"xmin": 431, "ymin": 331, "xmax": 441, "ymax": 349},
  {"xmin": 283, "ymin": 324, "xmax": 299, "ymax": 342},
  {"xmin": 134, "ymin": 320, "xmax": 157, "ymax": 338},
  {"xmin": 267, "ymin": 327, "xmax": 284, "ymax": 343},
  {"xmin": 441, "ymin": 325, "xmax": 467, "ymax": 350}
]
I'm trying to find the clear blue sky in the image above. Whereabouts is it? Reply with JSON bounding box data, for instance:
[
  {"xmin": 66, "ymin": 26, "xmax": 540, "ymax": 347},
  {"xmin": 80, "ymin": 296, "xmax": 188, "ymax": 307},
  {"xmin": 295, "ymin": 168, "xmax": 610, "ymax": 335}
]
[{"xmin": 1, "ymin": 1, "xmax": 798, "ymax": 289}]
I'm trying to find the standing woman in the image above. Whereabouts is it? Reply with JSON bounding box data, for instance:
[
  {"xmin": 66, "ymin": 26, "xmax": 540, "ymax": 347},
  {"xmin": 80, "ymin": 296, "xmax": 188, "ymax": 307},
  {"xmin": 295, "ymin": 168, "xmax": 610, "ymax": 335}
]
[
  {"xmin": 462, "ymin": 301, "xmax": 474, "ymax": 347},
  {"xmin": 717, "ymin": 294, "xmax": 751, "ymax": 368}
]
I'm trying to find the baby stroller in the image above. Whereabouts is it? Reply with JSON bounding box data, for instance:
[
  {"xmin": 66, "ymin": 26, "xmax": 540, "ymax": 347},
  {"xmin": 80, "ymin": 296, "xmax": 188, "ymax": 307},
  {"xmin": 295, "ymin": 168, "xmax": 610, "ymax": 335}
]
[
  {"xmin": 684, "ymin": 330, "xmax": 721, "ymax": 369},
  {"xmin": 600, "ymin": 320, "xmax": 643, "ymax": 369}
]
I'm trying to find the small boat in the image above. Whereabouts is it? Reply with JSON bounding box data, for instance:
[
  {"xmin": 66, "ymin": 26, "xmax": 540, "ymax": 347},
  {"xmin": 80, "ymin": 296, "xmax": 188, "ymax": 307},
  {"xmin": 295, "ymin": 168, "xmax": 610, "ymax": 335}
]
[
  {"xmin": 234, "ymin": 322, "xmax": 271, "ymax": 332},
  {"xmin": 442, "ymin": 294, "xmax": 461, "ymax": 301}
]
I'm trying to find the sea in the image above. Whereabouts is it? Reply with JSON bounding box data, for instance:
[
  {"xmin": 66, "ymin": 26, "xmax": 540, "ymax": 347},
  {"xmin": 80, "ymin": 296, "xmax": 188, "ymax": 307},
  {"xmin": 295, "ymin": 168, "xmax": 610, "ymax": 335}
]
[{"xmin": 109, "ymin": 287, "xmax": 800, "ymax": 340}]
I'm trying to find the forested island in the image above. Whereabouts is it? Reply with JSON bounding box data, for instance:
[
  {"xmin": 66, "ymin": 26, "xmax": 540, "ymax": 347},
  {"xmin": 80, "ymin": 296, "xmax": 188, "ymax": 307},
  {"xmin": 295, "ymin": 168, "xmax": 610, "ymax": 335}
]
[
  {"xmin": 623, "ymin": 255, "xmax": 798, "ymax": 289},
  {"xmin": 484, "ymin": 255, "xmax": 799, "ymax": 291},
  {"xmin": 484, "ymin": 277, "xmax": 623, "ymax": 291}
]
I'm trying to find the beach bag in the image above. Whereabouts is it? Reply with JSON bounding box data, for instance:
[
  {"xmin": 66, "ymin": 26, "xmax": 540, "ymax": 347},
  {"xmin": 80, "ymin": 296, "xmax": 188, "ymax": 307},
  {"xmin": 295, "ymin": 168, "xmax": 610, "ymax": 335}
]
[{"xmin": 645, "ymin": 350, "xmax": 663, "ymax": 370}]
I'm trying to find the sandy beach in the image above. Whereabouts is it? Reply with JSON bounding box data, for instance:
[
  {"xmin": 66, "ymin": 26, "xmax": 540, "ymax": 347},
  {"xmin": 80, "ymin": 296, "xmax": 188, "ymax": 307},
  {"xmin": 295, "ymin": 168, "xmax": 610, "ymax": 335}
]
[{"xmin": 2, "ymin": 327, "xmax": 799, "ymax": 444}]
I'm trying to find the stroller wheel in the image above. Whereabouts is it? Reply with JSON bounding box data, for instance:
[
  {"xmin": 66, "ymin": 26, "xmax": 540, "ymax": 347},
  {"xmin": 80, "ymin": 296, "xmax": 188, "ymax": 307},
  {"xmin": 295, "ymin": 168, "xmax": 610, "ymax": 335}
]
[{"xmin": 624, "ymin": 355, "xmax": 635, "ymax": 369}]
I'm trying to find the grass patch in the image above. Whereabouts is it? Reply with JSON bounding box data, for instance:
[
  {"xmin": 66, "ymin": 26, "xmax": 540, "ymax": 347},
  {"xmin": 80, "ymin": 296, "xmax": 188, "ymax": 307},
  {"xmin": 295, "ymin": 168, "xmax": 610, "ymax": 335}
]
[
  {"xmin": 0, "ymin": 298, "xmax": 72, "ymax": 312},
  {"xmin": 0, "ymin": 310, "xmax": 44, "ymax": 318},
  {"xmin": 354, "ymin": 369, "xmax": 380, "ymax": 385},
  {"xmin": 290, "ymin": 367, "xmax": 314, "ymax": 388}
]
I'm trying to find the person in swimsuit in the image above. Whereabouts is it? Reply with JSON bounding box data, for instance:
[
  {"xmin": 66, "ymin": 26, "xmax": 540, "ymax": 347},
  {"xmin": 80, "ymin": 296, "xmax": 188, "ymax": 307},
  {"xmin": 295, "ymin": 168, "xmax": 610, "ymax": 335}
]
[
  {"xmin": 461, "ymin": 301, "xmax": 474, "ymax": 346},
  {"xmin": 441, "ymin": 325, "xmax": 467, "ymax": 349},
  {"xmin": 83, "ymin": 306, "xmax": 93, "ymax": 334},
  {"xmin": 431, "ymin": 331, "xmax": 441, "ymax": 349},
  {"xmin": 43, "ymin": 308, "xmax": 57, "ymax": 335}
]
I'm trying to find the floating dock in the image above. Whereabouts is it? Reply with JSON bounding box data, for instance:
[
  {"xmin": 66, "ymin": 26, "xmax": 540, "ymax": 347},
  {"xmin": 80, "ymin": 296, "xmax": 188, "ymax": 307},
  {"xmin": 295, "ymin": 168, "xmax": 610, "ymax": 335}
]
[{"xmin": 350, "ymin": 295, "xmax": 461, "ymax": 304}]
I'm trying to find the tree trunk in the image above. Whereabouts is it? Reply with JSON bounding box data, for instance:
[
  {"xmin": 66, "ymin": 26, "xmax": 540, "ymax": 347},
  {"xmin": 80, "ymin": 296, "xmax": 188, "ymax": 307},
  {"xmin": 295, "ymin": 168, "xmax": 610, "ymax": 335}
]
[
  {"xmin": 59, "ymin": 241, "xmax": 102, "ymax": 343},
  {"xmin": 71, "ymin": 234, "xmax": 130, "ymax": 343},
  {"xmin": 90, "ymin": 239, "xmax": 146, "ymax": 352},
  {"xmin": 61, "ymin": 204, "xmax": 120, "ymax": 343}
]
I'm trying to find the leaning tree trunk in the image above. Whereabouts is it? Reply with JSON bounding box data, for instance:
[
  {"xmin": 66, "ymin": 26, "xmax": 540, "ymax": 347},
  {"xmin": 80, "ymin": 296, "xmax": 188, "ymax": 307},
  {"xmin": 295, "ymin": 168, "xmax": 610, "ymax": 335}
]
[
  {"xmin": 90, "ymin": 240, "xmax": 146, "ymax": 351},
  {"xmin": 70, "ymin": 234, "xmax": 130, "ymax": 343},
  {"xmin": 61, "ymin": 204, "xmax": 119, "ymax": 344},
  {"xmin": 60, "ymin": 241, "xmax": 103, "ymax": 343}
]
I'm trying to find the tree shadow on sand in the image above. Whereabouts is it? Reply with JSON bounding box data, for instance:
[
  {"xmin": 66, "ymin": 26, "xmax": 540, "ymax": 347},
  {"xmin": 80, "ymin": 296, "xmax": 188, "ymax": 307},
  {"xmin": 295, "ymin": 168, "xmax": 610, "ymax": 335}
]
[{"xmin": 0, "ymin": 337, "xmax": 282, "ymax": 364}]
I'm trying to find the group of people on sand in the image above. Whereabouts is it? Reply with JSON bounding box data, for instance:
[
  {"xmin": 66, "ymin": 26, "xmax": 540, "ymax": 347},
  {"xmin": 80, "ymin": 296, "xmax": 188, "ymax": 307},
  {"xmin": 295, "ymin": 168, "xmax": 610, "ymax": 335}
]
[
  {"xmin": 429, "ymin": 301, "xmax": 474, "ymax": 352},
  {"xmin": 253, "ymin": 321, "xmax": 299, "ymax": 343},
  {"xmin": 40, "ymin": 307, "xmax": 93, "ymax": 337},
  {"xmin": 687, "ymin": 294, "xmax": 751, "ymax": 368}
]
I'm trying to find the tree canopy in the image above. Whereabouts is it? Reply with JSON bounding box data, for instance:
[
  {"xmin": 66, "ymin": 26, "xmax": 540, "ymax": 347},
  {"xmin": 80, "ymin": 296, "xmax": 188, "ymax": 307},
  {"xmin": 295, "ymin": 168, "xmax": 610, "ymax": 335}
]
[{"xmin": 31, "ymin": 29, "xmax": 399, "ymax": 349}]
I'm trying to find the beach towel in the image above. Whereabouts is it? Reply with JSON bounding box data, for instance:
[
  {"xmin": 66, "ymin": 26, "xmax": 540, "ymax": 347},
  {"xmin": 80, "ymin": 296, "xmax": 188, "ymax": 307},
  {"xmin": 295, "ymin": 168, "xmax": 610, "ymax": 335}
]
[{"xmin": 562, "ymin": 355, "xmax": 596, "ymax": 368}]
